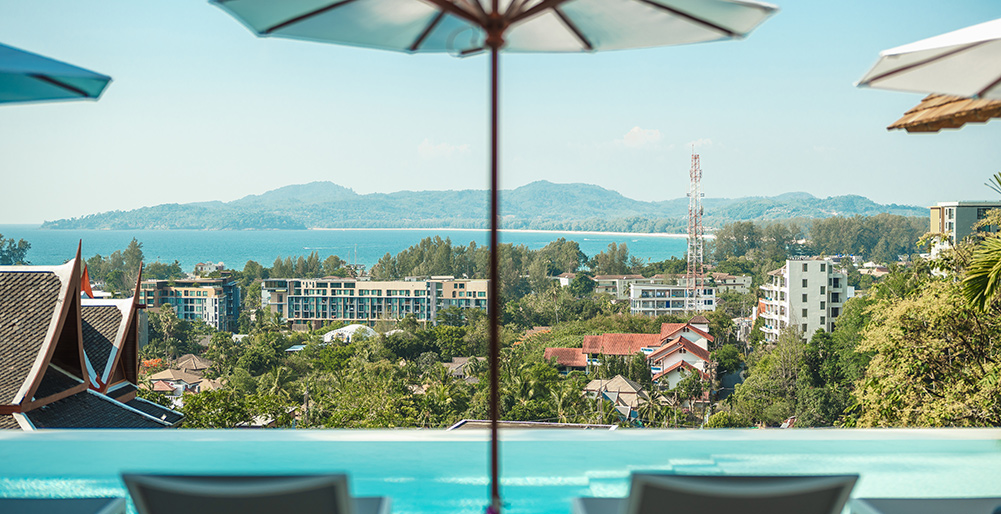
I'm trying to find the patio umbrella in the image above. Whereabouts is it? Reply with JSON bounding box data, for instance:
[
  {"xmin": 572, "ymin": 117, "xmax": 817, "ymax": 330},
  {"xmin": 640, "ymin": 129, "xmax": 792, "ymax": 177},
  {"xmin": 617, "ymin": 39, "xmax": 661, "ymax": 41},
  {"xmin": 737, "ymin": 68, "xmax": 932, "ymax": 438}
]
[
  {"xmin": 0, "ymin": 43, "xmax": 111, "ymax": 104},
  {"xmin": 210, "ymin": 0, "xmax": 778, "ymax": 510},
  {"xmin": 857, "ymin": 17, "xmax": 1001, "ymax": 100}
]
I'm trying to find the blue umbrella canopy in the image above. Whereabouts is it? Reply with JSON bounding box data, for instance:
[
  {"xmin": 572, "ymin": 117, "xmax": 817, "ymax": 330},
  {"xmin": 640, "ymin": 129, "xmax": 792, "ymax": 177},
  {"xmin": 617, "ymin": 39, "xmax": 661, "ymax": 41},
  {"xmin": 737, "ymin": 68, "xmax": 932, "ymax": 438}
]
[{"xmin": 0, "ymin": 43, "xmax": 111, "ymax": 105}]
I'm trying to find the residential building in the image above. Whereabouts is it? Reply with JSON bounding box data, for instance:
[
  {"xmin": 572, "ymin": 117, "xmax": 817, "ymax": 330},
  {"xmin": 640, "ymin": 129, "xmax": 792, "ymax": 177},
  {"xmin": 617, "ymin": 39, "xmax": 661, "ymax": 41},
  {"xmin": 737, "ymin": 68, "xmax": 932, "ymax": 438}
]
[
  {"xmin": 929, "ymin": 201, "xmax": 1001, "ymax": 255},
  {"xmin": 710, "ymin": 272, "xmax": 752, "ymax": 294},
  {"xmin": 261, "ymin": 277, "xmax": 489, "ymax": 330},
  {"xmin": 759, "ymin": 258, "xmax": 854, "ymax": 343},
  {"xmin": 592, "ymin": 274, "xmax": 648, "ymax": 300},
  {"xmin": 137, "ymin": 277, "xmax": 241, "ymax": 331},
  {"xmin": 629, "ymin": 281, "xmax": 716, "ymax": 317},
  {"xmin": 194, "ymin": 261, "xmax": 226, "ymax": 274},
  {"xmin": 544, "ymin": 316, "xmax": 714, "ymax": 390},
  {"xmin": 584, "ymin": 375, "xmax": 650, "ymax": 422}
]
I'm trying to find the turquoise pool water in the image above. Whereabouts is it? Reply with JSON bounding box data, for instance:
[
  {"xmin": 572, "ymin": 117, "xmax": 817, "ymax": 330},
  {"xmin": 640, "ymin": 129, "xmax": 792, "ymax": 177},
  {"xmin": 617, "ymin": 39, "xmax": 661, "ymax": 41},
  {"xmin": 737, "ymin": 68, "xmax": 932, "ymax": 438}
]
[{"xmin": 1, "ymin": 429, "xmax": 1000, "ymax": 514}]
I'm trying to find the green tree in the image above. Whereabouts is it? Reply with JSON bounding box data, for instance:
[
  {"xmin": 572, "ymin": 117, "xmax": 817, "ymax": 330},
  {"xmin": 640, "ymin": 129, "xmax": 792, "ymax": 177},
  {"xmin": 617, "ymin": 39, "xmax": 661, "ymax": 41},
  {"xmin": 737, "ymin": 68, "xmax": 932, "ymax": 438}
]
[
  {"xmin": 0, "ymin": 234, "xmax": 31, "ymax": 265},
  {"xmin": 181, "ymin": 390, "xmax": 249, "ymax": 428}
]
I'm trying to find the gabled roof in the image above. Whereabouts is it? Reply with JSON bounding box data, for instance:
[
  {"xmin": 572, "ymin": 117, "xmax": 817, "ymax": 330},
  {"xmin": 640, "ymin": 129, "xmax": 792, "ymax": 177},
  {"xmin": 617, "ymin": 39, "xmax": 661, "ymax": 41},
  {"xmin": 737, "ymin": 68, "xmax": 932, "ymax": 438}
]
[
  {"xmin": 647, "ymin": 336, "xmax": 711, "ymax": 363},
  {"xmin": 652, "ymin": 360, "xmax": 710, "ymax": 382},
  {"xmin": 174, "ymin": 353, "xmax": 212, "ymax": 372},
  {"xmin": 543, "ymin": 347, "xmax": 587, "ymax": 368},
  {"xmin": 149, "ymin": 369, "xmax": 203, "ymax": 384},
  {"xmin": 688, "ymin": 315, "xmax": 710, "ymax": 325},
  {"xmin": 0, "ymin": 270, "xmax": 65, "ymax": 405},
  {"xmin": 660, "ymin": 322, "xmax": 715, "ymax": 343},
  {"xmin": 81, "ymin": 304, "xmax": 123, "ymax": 383},
  {"xmin": 582, "ymin": 333, "xmax": 662, "ymax": 355}
]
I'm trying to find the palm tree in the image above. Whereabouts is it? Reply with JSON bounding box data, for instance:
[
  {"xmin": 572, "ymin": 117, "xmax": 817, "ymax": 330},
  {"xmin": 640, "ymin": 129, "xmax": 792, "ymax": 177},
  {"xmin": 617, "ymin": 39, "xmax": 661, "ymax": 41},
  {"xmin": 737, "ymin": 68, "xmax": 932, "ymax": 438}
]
[
  {"xmin": 963, "ymin": 173, "xmax": 1001, "ymax": 311},
  {"xmin": 986, "ymin": 172, "xmax": 1001, "ymax": 196},
  {"xmin": 963, "ymin": 237, "xmax": 1001, "ymax": 311}
]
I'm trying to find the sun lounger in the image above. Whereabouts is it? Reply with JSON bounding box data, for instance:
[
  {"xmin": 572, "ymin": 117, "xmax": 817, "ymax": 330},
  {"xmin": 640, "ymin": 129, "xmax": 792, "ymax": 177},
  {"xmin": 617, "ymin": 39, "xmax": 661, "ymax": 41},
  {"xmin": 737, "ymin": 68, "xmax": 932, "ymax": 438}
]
[
  {"xmin": 122, "ymin": 474, "xmax": 390, "ymax": 514},
  {"xmin": 850, "ymin": 498, "xmax": 1001, "ymax": 514},
  {"xmin": 573, "ymin": 474, "xmax": 857, "ymax": 514}
]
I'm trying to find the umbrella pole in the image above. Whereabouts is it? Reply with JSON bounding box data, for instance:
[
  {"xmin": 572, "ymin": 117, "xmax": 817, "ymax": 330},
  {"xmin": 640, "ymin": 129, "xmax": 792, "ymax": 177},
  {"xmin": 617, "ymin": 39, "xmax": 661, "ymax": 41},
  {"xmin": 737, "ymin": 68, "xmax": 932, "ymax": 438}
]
[{"xmin": 488, "ymin": 41, "xmax": 502, "ymax": 514}]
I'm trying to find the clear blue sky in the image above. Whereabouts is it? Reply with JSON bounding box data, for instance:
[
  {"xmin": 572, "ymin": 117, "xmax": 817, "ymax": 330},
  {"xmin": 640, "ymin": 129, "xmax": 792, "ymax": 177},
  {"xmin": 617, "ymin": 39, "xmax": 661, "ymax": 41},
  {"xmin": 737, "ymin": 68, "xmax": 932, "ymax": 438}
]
[{"xmin": 2, "ymin": 0, "xmax": 1000, "ymax": 224}]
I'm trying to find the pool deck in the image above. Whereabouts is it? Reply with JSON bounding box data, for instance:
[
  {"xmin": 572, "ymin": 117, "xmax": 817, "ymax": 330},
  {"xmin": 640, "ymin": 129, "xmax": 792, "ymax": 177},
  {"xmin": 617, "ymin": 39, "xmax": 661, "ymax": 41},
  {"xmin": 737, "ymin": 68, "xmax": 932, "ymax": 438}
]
[{"xmin": 1, "ymin": 428, "xmax": 1000, "ymax": 514}]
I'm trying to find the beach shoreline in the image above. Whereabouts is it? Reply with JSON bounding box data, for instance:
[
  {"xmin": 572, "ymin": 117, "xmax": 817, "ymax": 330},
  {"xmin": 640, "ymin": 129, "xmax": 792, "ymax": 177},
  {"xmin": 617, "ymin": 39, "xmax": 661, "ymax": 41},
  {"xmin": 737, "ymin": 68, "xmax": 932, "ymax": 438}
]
[{"xmin": 308, "ymin": 227, "xmax": 705, "ymax": 238}]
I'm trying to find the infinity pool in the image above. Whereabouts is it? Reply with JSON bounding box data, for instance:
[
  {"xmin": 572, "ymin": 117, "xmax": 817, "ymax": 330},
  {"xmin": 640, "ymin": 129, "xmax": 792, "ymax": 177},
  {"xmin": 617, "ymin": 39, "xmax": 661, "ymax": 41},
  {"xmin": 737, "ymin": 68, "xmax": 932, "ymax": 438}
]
[{"xmin": 1, "ymin": 429, "xmax": 1000, "ymax": 514}]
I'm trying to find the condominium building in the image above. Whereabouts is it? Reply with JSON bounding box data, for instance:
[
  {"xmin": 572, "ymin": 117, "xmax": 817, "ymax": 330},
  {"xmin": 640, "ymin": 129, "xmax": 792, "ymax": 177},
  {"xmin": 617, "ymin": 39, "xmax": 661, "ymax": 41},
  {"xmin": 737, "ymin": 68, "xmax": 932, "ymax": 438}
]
[
  {"xmin": 929, "ymin": 201, "xmax": 1001, "ymax": 250},
  {"xmin": 759, "ymin": 258, "xmax": 854, "ymax": 342},
  {"xmin": 137, "ymin": 278, "xmax": 241, "ymax": 332},
  {"xmin": 710, "ymin": 272, "xmax": 752, "ymax": 295},
  {"xmin": 261, "ymin": 277, "xmax": 489, "ymax": 330},
  {"xmin": 629, "ymin": 281, "xmax": 716, "ymax": 317}
]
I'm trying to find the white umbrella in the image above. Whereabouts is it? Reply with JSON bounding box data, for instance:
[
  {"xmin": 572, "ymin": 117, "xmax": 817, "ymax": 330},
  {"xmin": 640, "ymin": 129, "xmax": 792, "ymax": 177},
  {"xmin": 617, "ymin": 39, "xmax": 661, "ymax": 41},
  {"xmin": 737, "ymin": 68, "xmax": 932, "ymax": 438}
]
[
  {"xmin": 210, "ymin": 1, "xmax": 778, "ymax": 511},
  {"xmin": 0, "ymin": 43, "xmax": 111, "ymax": 105},
  {"xmin": 858, "ymin": 17, "xmax": 1001, "ymax": 100}
]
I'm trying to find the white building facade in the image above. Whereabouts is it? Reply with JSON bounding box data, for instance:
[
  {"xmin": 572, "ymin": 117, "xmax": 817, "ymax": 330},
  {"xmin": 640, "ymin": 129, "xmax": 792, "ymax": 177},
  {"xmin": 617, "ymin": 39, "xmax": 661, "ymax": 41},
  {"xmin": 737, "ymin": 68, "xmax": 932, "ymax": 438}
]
[{"xmin": 759, "ymin": 258, "xmax": 853, "ymax": 342}]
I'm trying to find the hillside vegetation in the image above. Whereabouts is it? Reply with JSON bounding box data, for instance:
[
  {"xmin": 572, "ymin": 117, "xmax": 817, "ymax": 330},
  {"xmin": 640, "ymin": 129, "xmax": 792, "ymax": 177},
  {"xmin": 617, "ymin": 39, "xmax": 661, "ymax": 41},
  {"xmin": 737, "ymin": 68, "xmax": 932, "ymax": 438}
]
[{"xmin": 42, "ymin": 180, "xmax": 925, "ymax": 232}]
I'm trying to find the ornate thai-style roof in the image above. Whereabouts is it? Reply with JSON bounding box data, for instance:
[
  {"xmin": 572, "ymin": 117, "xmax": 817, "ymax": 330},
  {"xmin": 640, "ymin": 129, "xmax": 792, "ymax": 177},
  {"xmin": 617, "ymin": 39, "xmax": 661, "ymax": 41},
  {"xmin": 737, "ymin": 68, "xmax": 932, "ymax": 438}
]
[
  {"xmin": 0, "ymin": 270, "xmax": 63, "ymax": 404},
  {"xmin": 23, "ymin": 390, "xmax": 169, "ymax": 429},
  {"xmin": 81, "ymin": 305, "xmax": 122, "ymax": 377},
  {"xmin": 0, "ymin": 414, "xmax": 20, "ymax": 429}
]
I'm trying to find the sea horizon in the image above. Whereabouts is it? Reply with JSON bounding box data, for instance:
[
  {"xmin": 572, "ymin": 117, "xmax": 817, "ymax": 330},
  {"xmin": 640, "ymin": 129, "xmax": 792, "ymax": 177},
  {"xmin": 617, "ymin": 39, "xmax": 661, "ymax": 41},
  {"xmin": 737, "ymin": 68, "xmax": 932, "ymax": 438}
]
[{"xmin": 0, "ymin": 225, "xmax": 690, "ymax": 271}]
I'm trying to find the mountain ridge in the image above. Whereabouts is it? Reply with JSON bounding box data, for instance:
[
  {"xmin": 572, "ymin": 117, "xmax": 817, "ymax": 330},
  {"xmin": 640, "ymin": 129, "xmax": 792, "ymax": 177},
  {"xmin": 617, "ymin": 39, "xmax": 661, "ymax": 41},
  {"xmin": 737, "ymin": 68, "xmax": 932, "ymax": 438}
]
[{"xmin": 41, "ymin": 180, "xmax": 927, "ymax": 232}]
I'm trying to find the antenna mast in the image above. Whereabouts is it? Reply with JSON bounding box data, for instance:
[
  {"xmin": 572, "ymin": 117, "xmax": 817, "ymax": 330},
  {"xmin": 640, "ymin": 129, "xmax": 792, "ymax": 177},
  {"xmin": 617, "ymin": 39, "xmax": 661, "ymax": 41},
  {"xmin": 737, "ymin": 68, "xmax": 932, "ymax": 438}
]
[{"xmin": 686, "ymin": 149, "xmax": 706, "ymax": 312}]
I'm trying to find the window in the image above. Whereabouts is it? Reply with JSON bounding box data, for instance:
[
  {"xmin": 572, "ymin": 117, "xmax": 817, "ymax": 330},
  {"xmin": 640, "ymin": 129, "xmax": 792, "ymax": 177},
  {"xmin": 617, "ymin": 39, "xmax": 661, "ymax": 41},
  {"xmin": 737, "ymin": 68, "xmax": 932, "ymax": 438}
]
[
  {"xmin": 820, "ymin": 286, "xmax": 826, "ymax": 294},
  {"xmin": 802, "ymin": 309, "xmax": 808, "ymax": 317},
  {"xmin": 802, "ymin": 279, "xmax": 808, "ymax": 287},
  {"xmin": 802, "ymin": 294, "xmax": 808, "ymax": 302},
  {"xmin": 832, "ymin": 307, "xmax": 840, "ymax": 317},
  {"xmin": 820, "ymin": 301, "xmax": 826, "ymax": 309},
  {"xmin": 802, "ymin": 324, "xmax": 808, "ymax": 332},
  {"xmin": 820, "ymin": 263, "xmax": 826, "ymax": 272},
  {"xmin": 802, "ymin": 263, "xmax": 808, "ymax": 271},
  {"xmin": 821, "ymin": 316, "xmax": 826, "ymax": 324}
]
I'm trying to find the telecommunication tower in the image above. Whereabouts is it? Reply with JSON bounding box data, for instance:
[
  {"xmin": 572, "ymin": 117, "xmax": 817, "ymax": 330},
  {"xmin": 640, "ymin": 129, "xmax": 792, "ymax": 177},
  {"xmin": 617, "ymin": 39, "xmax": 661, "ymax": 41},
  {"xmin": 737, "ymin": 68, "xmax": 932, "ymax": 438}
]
[{"xmin": 685, "ymin": 150, "xmax": 706, "ymax": 312}]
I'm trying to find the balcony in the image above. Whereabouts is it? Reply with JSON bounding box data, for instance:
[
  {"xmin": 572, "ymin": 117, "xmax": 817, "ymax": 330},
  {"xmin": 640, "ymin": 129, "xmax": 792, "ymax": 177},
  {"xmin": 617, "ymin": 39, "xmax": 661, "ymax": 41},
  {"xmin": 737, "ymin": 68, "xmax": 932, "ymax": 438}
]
[{"xmin": 0, "ymin": 429, "xmax": 999, "ymax": 514}]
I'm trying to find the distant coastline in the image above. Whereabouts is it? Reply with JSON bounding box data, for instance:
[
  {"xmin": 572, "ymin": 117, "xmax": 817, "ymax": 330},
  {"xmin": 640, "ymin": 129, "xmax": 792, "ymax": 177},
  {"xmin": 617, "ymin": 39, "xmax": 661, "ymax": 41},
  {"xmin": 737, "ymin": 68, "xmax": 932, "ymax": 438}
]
[{"xmin": 308, "ymin": 227, "xmax": 699, "ymax": 238}]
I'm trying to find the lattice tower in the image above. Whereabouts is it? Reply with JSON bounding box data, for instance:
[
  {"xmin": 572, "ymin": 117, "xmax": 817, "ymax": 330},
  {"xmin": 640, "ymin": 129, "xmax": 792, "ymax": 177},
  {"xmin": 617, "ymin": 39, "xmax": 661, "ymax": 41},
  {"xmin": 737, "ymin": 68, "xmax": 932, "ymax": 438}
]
[{"xmin": 686, "ymin": 150, "xmax": 706, "ymax": 312}]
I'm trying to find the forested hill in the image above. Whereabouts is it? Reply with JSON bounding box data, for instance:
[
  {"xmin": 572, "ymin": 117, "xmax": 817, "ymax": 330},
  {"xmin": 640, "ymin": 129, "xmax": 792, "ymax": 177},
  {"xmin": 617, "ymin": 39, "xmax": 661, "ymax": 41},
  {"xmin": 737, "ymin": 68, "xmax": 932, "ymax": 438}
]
[{"xmin": 41, "ymin": 181, "xmax": 926, "ymax": 232}]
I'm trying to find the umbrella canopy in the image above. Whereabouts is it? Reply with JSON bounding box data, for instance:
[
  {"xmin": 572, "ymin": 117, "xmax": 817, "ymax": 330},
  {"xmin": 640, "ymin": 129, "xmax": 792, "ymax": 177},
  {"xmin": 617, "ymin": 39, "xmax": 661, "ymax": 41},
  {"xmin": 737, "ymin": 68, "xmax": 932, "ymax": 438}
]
[
  {"xmin": 888, "ymin": 93, "xmax": 1001, "ymax": 133},
  {"xmin": 857, "ymin": 17, "xmax": 1001, "ymax": 100},
  {"xmin": 0, "ymin": 43, "xmax": 111, "ymax": 105},
  {"xmin": 212, "ymin": 0, "xmax": 776, "ymax": 54},
  {"xmin": 211, "ymin": 1, "xmax": 777, "ymax": 511}
]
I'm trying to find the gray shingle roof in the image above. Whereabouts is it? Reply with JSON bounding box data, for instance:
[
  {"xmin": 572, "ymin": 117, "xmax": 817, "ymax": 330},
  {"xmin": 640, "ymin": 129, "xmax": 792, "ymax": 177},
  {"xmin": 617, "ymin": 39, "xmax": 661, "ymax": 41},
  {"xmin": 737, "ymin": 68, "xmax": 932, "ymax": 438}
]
[
  {"xmin": 25, "ymin": 390, "xmax": 169, "ymax": 429},
  {"xmin": 107, "ymin": 382, "xmax": 137, "ymax": 400},
  {"xmin": 0, "ymin": 271, "xmax": 62, "ymax": 404},
  {"xmin": 32, "ymin": 365, "xmax": 83, "ymax": 400},
  {"xmin": 0, "ymin": 414, "xmax": 20, "ymax": 430},
  {"xmin": 81, "ymin": 305, "xmax": 122, "ymax": 378},
  {"xmin": 125, "ymin": 397, "xmax": 183, "ymax": 426}
]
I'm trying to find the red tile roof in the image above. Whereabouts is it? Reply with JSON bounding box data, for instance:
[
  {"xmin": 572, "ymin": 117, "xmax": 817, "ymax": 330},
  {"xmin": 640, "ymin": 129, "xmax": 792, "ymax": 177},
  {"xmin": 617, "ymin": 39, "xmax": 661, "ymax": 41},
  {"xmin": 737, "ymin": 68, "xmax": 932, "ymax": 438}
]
[
  {"xmin": 582, "ymin": 333, "xmax": 662, "ymax": 355},
  {"xmin": 652, "ymin": 360, "xmax": 710, "ymax": 382},
  {"xmin": 647, "ymin": 336, "xmax": 711, "ymax": 363},
  {"xmin": 543, "ymin": 347, "xmax": 587, "ymax": 368},
  {"xmin": 660, "ymin": 322, "xmax": 714, "ymax": 343}
]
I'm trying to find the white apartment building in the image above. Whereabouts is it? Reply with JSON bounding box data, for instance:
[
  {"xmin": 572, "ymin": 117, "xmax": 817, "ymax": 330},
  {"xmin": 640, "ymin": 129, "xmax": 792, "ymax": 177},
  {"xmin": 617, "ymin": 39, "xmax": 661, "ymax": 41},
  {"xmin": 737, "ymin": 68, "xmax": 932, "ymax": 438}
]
[
  {"xmin": 759, "ymin": 258, "xmax": 854, "ymax": 342},
  {"xmin": 629, "ymin": 281, "xmax": 716, "ymax": 316}
]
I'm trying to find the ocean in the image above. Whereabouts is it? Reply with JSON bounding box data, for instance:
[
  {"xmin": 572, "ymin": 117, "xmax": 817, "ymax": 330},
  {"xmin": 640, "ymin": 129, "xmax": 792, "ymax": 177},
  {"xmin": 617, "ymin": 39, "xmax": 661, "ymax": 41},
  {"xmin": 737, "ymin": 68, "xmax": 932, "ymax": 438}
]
[{"xmin": 0, "ymin": 225, "xmax": 688, "ymax": 271}]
